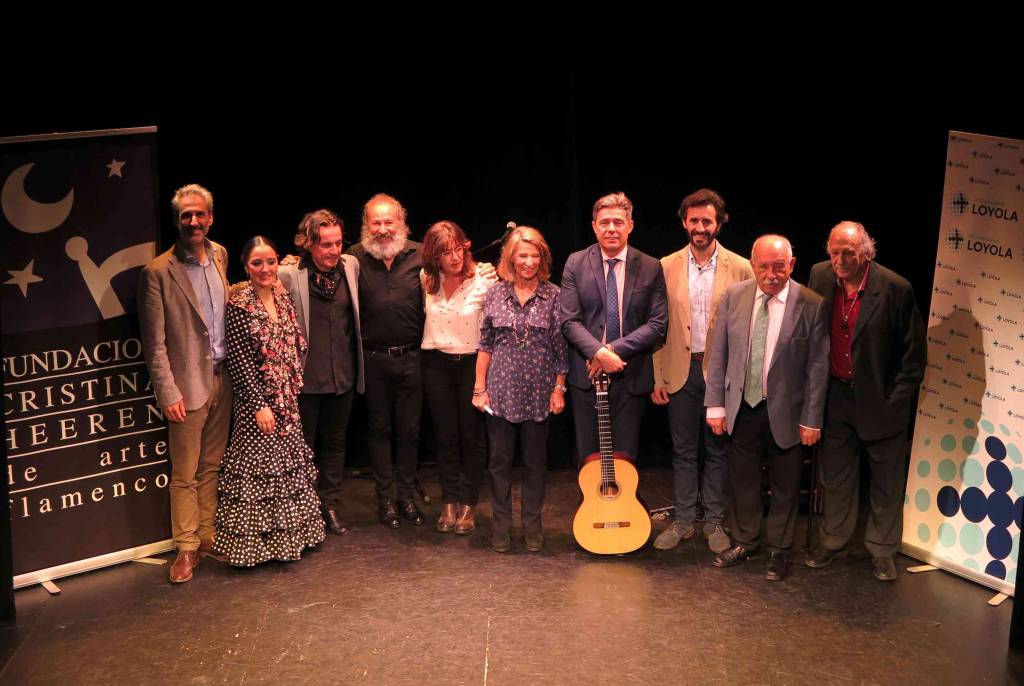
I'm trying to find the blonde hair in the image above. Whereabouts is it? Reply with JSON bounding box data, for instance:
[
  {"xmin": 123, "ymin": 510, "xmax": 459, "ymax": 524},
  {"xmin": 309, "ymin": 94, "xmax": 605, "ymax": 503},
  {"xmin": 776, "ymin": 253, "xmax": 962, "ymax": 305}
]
[{"xmin": 498, "ymin": 226, "xmax": 552, "ymax": 282}]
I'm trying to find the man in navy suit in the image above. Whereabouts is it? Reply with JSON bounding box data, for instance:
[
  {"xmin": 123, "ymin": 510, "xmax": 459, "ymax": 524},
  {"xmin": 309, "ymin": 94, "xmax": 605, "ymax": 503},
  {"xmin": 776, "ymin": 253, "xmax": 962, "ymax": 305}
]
[
  {"xmin": 560, "ymin": 192, "xmax": 668, "ymax": 463},
  {"xmin": 705, "ymin": 235, "xmax": 830, "ymax": 581}
]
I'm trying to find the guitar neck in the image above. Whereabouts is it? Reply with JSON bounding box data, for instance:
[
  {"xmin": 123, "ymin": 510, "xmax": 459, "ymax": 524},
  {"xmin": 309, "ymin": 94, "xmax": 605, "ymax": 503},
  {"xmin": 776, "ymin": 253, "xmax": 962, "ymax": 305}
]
[{"xmin": 595, "ymin": 385, "xmax": 616, "ymax": 486}]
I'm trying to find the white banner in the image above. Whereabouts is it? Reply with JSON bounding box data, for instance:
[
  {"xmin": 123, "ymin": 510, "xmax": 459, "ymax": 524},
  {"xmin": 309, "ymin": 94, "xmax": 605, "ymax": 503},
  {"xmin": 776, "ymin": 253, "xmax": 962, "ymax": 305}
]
[{"xmin": 902, "ymin": 130, "xmax": 1024, "ymax": 595}]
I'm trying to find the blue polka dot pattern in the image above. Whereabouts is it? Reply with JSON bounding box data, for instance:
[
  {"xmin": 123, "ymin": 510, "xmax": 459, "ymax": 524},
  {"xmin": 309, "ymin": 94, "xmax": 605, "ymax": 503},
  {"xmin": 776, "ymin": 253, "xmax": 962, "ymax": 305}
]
[
  {"xmin": 986, "ymin": 560, "xmax": 1007, "ymax": 579},
  {"xmin": 987, "ymin": 460, "xmax": 1012, "ymax": 493},
  {"xmin": 987, "ymin": 527, "xmax": 1013, "ymax": 560},
  {"xmin": 986, "ymin": 436, "xmax": 1008, "ymax": 461},
  {"xmin": 960, "ymin": 487, "xmax": 988, "ymax": 523},
  {"xmin": 988, "ymin": 492, "xmax": 1015, "ymax": 528},
  {"xmin": 936, "ymin": 486, "xmax": 961, "ymax": 518}
]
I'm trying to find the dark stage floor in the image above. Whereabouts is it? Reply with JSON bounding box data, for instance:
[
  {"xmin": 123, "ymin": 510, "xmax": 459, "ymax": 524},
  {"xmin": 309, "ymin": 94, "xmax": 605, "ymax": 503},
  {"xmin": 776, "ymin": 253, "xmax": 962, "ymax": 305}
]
[{"xmin": 0, "ymin": 468, "xmax": 1017, "ymax": 685}]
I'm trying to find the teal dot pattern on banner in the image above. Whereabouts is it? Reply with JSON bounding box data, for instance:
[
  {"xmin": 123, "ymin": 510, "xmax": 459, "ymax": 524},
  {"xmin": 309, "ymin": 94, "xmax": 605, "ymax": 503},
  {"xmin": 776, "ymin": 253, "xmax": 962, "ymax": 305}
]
[
  {"xmin": 1013, "ymin": 469, "xmax": 1024, "ymax": 497},
  {"xmin": 961, "ymin": 459, "xmax": 984, "ymax": 487},
  {"xmin": 960, "ymin": 523, "xmax": 984, "ymax": 555},
  {"xmin": 915, "ymin": 424, "xmax": 1020, "ymax": 583},
  {"xmin": 914, "ymin": 489, "xmax": 930, "ymax": 512},
  {"xmin": 938, "ymin": 523, "xmax": 957, "ymax": 548}
]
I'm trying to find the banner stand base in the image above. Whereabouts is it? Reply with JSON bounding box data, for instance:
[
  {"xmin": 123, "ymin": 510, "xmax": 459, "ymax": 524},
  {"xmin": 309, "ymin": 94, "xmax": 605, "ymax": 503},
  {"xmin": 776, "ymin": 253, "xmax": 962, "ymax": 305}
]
[
  {"xmin": 39, "ymin": 581, "xmax": 60, "ymax": 595},
  {"xmin": 907, "ymin": 564, "xmax": 939, "ymax": 573},
  {"xmin": 990, "ymin": 593, "xmax": 1010, "ymax": 607},
  {"xmin": 132, "ymin": 558, "xmax": 167, "ymax": 566}
]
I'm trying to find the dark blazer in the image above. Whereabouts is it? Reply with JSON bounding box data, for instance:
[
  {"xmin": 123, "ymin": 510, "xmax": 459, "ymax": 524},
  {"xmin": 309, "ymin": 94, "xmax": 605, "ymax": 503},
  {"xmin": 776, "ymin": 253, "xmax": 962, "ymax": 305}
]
[
  {"xmin": 808, "ymin": 260, "xmax": 926, "ymax": 441},
  {"xmin": 559, "ymin": 244, "xmax": 667, "ymax": 393},
  {"xmin": 278, "ymin": 256, "xmax": 365, "ymax": 394},
  {"xmin": 138, "ymin": 241, "xmax": 230, "ymax": 411},
  {"xmin": 704, "ymin": 279, "xmax": 830, "ymax": 450}
]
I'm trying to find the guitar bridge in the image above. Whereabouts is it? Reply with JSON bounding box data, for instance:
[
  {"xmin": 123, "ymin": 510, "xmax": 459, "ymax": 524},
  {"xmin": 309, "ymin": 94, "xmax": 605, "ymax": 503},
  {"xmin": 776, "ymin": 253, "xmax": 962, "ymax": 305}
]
[{"xmin": 592, "ymin": 522, "xmax": 631, "ymax": 528}]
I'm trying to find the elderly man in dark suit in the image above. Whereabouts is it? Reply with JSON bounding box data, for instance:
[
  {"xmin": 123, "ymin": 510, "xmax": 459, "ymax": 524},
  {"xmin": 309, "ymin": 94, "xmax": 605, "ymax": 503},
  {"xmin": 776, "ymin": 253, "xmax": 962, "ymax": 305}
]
[
  {"xmin": 139, "ymin": 183, "xmax": 232, "ymax": 583},
  {"xmin": 560, "ymin": 192, "xmax": 667, "ymax": 464},
  {"xmin": 804, "ymin": 221, "xmax": 925, "ymax": 581},
  {"xmin": 278, "ymin": 209, "xmax": 364, "ymax": 537},
  {"xmin": 705, "ymin": 234, "xmax": 829, "ymax": 580}
]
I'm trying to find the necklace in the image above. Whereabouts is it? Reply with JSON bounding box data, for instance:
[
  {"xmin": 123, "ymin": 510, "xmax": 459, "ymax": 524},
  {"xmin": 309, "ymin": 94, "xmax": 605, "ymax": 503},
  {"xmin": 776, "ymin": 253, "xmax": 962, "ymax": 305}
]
[
  {"xmin": 507, "ymin": 287, "xmax": 536, "ymax": 349},
  {"xmin": 840, "ymin": 288, "xmax": 859, "ymax": 334}
]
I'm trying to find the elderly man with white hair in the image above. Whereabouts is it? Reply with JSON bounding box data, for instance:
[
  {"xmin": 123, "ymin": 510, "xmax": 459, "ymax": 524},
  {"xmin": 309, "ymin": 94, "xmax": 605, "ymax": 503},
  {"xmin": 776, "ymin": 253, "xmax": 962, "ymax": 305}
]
[
  {"xmin": 804, "ymin": 221, "xmax": 925, "ymax": 582},
  {"xmin": 704, "ymin": 234, "xmax": 830, "ymax": 581}
]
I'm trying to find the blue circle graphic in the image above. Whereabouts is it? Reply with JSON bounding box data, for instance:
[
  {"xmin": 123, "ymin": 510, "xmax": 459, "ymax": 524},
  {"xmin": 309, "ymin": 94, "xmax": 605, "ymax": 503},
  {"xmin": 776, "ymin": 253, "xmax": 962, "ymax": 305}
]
[
  {"xmin": 1017, "ymin": 497, "xmax": 1024, "ymax": 529},
  {"xmin": 987, "ymin": 436, "xmax": 1008, "ymax": 461},
  {"xmin": 986, "ymin": 560, "xmax": 1007, "ymax": 579},
  {"xmin": 961, "ymin": 487, "xmax": 988, "ymax": 523},
  {"xmin": 937, "ymin": 486, "xmax": 961, "ymax": 517},
  {"xmin": 988, "ymin": 526, "xmax": 1013, "ymax": 560},
  {"xmin": 989, "ymin": 492, "xmax": 1015, "ymax": 528},
  {"xmin": 988, "ymin": 461, "xmax": 1013, "ymax": 494}
]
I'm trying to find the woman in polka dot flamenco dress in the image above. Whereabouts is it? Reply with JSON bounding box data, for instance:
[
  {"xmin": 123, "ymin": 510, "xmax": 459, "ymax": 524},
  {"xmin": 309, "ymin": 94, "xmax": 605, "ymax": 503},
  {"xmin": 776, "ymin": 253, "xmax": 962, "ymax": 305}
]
[{"xmin": 213, "ymin": 236, "xmax": 326, "ymax": 566}]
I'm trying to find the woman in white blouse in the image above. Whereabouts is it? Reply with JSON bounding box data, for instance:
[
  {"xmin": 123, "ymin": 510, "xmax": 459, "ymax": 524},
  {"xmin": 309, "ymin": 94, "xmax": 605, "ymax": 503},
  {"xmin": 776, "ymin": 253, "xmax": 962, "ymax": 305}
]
[{"xmin": 421, "ymin": 221, "xmax": 497, "ymax": 533}]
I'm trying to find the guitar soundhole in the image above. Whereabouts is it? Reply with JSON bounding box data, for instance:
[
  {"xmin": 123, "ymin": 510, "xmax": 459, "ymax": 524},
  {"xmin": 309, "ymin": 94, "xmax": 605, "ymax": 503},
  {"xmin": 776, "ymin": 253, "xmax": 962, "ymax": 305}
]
[{"xmin": 600, "ymin": 482, "xmax": 620, "ymax": 499}]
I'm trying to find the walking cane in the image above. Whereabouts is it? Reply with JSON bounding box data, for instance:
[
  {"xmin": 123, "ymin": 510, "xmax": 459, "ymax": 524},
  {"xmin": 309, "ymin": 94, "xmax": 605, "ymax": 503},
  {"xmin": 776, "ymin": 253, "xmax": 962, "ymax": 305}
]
[{"xmin": 805, "ymin": 443, "xmax": 821, "ymax": 551}]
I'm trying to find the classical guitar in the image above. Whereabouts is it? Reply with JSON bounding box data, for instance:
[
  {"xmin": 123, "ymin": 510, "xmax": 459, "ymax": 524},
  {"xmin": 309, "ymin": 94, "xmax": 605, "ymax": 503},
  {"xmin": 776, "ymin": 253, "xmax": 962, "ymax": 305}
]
[{"xmin": 572, "ymin": 373, "xmax": 652, "ymax": 554}]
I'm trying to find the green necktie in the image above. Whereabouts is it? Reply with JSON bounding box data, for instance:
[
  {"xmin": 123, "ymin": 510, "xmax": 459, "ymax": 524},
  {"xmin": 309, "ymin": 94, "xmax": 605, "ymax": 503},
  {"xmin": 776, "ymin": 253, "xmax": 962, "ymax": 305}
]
[{"xmin": 744, "ymin": 294, "xmax": 770, "ymax": 407}]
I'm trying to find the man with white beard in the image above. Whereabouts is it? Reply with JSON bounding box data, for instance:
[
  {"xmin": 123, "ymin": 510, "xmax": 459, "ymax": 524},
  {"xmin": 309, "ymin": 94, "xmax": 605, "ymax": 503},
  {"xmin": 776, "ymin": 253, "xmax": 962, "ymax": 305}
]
[{"xmin": 346, "ymin": 193, "xmax": 428, "ymax": 528}]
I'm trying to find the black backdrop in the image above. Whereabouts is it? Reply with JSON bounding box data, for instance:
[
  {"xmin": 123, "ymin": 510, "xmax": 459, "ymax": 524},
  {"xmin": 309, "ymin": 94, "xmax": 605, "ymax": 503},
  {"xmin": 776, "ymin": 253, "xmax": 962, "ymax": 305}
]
[{"xmin": 3, "ymin": 64, "xmax": 1022, "ymax": 473}]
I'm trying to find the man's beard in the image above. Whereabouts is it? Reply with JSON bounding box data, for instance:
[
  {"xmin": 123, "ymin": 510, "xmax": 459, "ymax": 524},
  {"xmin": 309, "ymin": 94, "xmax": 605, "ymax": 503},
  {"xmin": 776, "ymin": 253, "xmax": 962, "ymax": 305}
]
[{"xmin": 361, "ymin": 226, "xmax": 409, "ymax": 261}]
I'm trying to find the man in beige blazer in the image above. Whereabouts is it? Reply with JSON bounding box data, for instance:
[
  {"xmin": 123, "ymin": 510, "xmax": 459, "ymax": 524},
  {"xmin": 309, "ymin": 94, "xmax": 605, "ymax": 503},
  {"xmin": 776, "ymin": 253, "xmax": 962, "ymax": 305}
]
[
  {"xmin": 138, "ymin": 184, "xmax": 232, "ymax": 583},
  {"xmin": 651, "ymin": 189, "xmax": 753, "ymax": 553}
]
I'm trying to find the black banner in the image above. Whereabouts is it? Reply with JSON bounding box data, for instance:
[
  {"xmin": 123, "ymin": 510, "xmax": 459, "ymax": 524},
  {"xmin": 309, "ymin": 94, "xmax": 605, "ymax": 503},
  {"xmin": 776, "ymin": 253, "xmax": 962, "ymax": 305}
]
[{"xmin": 1, "ymin": 129, "xmax": 170, "ymax": 582}]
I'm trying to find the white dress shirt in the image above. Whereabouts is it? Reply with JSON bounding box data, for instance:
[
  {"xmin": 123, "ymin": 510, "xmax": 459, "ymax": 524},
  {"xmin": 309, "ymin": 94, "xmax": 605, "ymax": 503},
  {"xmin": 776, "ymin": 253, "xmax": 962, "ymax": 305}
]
[
  {"xmin": 706, "ymin": 280, "xmax": 791, "ymax": 420},
  {"xmin": 421, "ymin": 266, "xmax": 493, "ymax": 354}
]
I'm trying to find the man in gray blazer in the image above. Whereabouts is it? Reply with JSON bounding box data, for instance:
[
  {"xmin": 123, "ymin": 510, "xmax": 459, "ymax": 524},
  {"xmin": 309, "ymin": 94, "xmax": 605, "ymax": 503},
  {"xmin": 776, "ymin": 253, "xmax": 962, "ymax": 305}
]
[
  {"xmin": 138, "ymin": 184, "xmax": 232, "ymax": 583},
  {"xmin": 560, "ymin": 192, "xmax": 667, "ymax": 463},
  {"xmin": 278, "ymin": 209, "xmax": 364, "ymax": 536},
  {"xmin": 705, "ymin": 235, "xmax": 829, "ymax": 580}
]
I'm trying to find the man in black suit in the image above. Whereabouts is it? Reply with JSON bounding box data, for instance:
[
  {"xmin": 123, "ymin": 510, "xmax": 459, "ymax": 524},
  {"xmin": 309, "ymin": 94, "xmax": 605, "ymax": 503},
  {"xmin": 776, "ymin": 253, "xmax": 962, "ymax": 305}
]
[
  {"xmin": 560, "ymin": 192, "xmax": 668, "ymax": 463},
  {"xmin": 804, "ymin": 221, "xmax": 926, "ymax": 581}
]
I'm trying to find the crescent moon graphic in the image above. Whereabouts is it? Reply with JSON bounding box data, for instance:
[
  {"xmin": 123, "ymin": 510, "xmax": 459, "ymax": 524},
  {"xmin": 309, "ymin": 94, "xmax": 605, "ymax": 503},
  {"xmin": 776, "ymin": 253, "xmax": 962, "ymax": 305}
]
[{"xmin": 1, "ymin": 163, "xmax": 74, "ymax": 234}]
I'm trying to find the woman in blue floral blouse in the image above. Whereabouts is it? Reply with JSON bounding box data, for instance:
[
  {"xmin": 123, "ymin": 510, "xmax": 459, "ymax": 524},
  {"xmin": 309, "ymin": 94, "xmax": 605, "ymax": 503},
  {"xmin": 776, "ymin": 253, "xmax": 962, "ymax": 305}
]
[
  {"xmin": 473, "ymin": 227, "xmax": 568, "ymax": 553},
  {"xmin": 213, "ymin": 236, "xmax": 325, "ymax": 566}
]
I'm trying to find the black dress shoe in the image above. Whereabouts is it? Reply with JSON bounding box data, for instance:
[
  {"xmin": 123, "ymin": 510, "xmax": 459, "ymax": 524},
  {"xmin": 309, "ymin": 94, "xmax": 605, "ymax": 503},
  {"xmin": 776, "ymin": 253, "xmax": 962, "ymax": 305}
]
[
  {"xmin": 397, "ymin": 499, "xmax": 425, "ymax": 526},
  {"xmin": 379, "ymin": 498, "xmax": 401, "ymax": 529},
  {"xmin": 872, "ymin": 555, "xmax": 898, "ymax": 581},
  {"xmin": 804, "ymin": 546, "xmax": 848, "ymax": 568},
  {"xmin": 323, "ymin": 508, "xmax": 350, "ymax": 536},
  {"xmin": 712, "ymin": 544, "xmax": 758, "ymax": 568},
  {"xmin": 765, "ymin": 551, "xmax": 789, "ymax": 581}
]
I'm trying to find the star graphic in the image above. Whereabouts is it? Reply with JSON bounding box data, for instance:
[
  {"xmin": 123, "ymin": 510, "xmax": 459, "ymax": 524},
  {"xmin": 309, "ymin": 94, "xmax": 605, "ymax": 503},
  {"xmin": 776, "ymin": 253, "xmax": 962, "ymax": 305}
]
[
  {"xmin": 106, "ymin": 159, "xmax": 125, "ymax": 178},
  {"xmin": 5, "ymin": 259, "xmax": 44, "ymax": 297}
]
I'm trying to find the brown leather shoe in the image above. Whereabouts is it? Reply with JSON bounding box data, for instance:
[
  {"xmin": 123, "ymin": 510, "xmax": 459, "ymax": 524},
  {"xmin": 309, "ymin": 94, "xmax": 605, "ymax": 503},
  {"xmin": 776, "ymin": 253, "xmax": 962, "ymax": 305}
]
[
  {"xmin": 199, "ymin": 538, "xmax": 227, "ymax": 563},
  {"xmin": 454, "ymin": 505, "xmax": 475, "ymax": 535},
  {"xmin": 437, "ymin": 503, "xmax": 458, "ymax": 532},
  {"xmin": 169, "ymin": 549, "xmax": 199, "ymax": 583}
]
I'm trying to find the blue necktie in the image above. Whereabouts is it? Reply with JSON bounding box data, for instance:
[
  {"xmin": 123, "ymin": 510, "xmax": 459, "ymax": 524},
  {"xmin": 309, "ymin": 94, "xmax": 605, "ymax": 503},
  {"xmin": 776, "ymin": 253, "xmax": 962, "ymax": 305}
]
[{"xmin": 606, "ymin": 258, "xmax": 621, "ymax": 343}]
